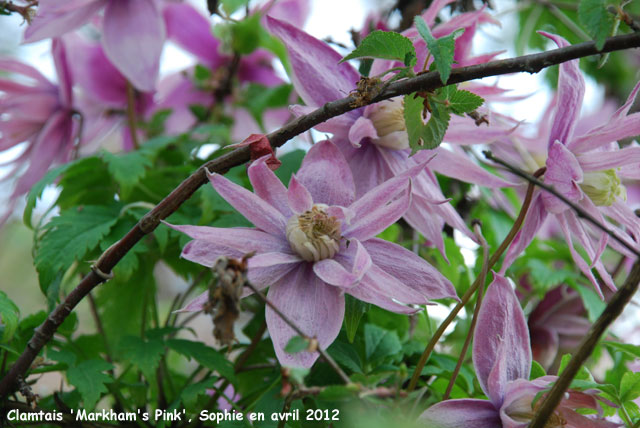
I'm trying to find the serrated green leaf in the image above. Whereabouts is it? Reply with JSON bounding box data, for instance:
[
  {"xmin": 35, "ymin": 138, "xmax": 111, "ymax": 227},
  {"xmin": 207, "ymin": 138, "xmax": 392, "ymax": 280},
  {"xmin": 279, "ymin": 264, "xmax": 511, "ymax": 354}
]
[
  {"xmin": 341, "ymin": 30, "xmax": 417, "ymax": 67},
  {"xmin": 530, "ymin": 360, "xmax": 546, "ymax": 380},
  {"xmin": 344, "ymin": 295, "xmax": 369, "ymax": 343},
  {"xmin": 578, "ymin": 0, "xmax": 615, "ymax": 50},
  {"xmin": 284, "ymin": 336, "xmax": 308, "ymax": 354},
  {"xmin": 620, "ymin": 372, "xmax": 640, "ymax": 402},
  {"xmin": 102, "ymin": 151, "xmax": 153, "ymax": 197},
  {"xmin": 327, "ymin": 340, "xmax": 362, "ymax": 373},
  {"xmin": 56, "ymin": 157, "xmax": 116, "ymax": 209},
  {"xmin": 67, "ymin": 360, "xmax": 114, "ymax": 409},
  {"xmin": 414, "ymin": 16, "xmax": 464, "ymax": 84},
  {"xmin": 447, "ymin": 88, "xmax": 484, "ymax": 114},
  {"xmin": 604, "ymin": 342, "xmax": 640, "ymax": 360},
  {"xmin": 364, "ymin": 324, "xmax": 401, "ymax": 363},
  {"xmin": 0, "ymin": 291, "xmax": 19, "ymax": 342},
  {"xmin": 23, "ymin": 163, "xmax": 71, "ymax": 229},
  {"xmin": 167, "ymin": 339, "xmax": 235, "ymax": 381},
  {"xmin": 404, "ymin": 94, "xmax": 450, "ymax": 154},
  {"xmin": 118, "ymin": 336, "xmax": 165, "ymax": 381},
  {"xmin": 35, "ymin": 205, "xmax": 120, "ymax": 294}
]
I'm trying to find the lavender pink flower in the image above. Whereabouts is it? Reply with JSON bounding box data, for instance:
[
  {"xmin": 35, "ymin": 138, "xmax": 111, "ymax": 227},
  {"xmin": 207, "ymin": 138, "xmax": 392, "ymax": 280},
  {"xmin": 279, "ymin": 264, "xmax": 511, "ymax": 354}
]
[
  {"xmin": 266, "ymin": 11, "xmax": 517, "ymax": 255},
  {"xmin": 169, "ymin": 140, "xmax": 457, "ymax": 368},
  {"xmin": 23, "ymin": 0, "xmax": 165, "ymax": 91},
  {"xmin": 0, "ymin": 39, "xmax": 77, "ymax": 223},
  {"xmin": 499, "ymin": 33, "xmax": 640, "ymax": 297},
  {"xmin": 420, "ymin": 273, "xmax": 619, "ymax": 428}
]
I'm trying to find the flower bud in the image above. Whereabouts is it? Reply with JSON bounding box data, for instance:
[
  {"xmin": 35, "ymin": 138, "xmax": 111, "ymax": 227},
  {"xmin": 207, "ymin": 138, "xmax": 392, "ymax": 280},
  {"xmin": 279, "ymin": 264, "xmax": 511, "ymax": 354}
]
[
  {"xmin": 580, "ymin": 169, "xmax": 626, "ymax": 206},
  {"xmin": 286, "ymin": 205, "xmax": 341, "ymax": 262},
  {"xmin": 367, "ymin": 98, "xmax": 409, "ymax": 150}
]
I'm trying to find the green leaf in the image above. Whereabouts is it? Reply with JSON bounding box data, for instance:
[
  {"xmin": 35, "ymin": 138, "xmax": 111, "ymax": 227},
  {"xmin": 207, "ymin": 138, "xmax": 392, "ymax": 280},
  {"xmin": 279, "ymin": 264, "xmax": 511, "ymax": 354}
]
[
  {"xmin": 167, "ymin": 339, "xmax": 235, "ymax": 381},
  {"xmin": 414, "ymin": 16, "xmax": 464, "ymax": 84},
  {"xmin": 220, "ymin": 0, "xmax": 250, "ymax": 15},
  {"xmin": 23, "ymin": 163, "xmax": 71, "ymax": 229},
  {"xmin": 284, "ymin": 336, "xmax": 309, "ymax": 354},
  {"xmin": 102, "ymin": 151, "xmax": 153, "ymax": 197},
  {"xmin": 231, "ymin": 14, "xmax": 262, "ymax": 54},
  {"xmin": 341, "ymin": 30, "xmax": 417, "ymax": 67},
  {"xmin": 66, "ymin": 360, "xmax": 114, "ymax": 410},
  {"xmin": 620, "ymin": 372, "xmax": 640, "ymax": 402},
  {"xmin": 56, "ymin": 157, "xmax": 116, "ymax": 209},
  {"xmin": 364, "ymin": 324, "xmax": 402, "ymax": 363},
  {"xmin": 35, "ymin": 205, "xmax": 120, "ymax": 294},
  {"xmin": 118, "ymin": 336, "xmax": 165, "ymax": 380},
  {"xmin": 530, "ymin": 360, "xmax": 547, "ymax": 380},
  {"xmin": 327, "ymin": 340, "xmax": 362, "ymax": 373},
  {"xmin": 404, "ymin": 94, "xmax": 451, "ymax": 154},
  {"xmin": 576, "ymin": 283, "xmax": 606, "ymax": 322},
  {"xmin": 0, "ymin": 291, "xmax": 19, "ymax": 342},
  {"xmin": 447, "ymin": 88, "xmax": 484, "ymax": 114},
  {"xmin": 344, "ymin": 295, "xmax": 369, "ymax": 343},
  {"xmin": 558, "ymin": 353, "xmax": 593, "ymax": 381},
  {"xmin": 578, "ymin": 0, "xmax": 615, "ymax": 51},
  {"xmin": 604, "ymin": 342, "xmax": 640, "ymax": 360}
]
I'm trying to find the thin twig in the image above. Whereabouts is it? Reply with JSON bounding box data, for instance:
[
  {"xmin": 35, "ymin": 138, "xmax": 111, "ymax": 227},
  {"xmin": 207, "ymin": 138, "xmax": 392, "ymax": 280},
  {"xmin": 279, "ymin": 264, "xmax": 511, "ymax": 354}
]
[
  {"xmin": 125, "ymin": 81, "xmax": 140, "ymax": 150},
  {"xmin": 243, "ymin": 282, "xmax": 351, "ymax": 384},
  {"xmin": 528, "ymin": 260, "xmax": 640, "ymax": 428},
  {"xmin": 484, "ymin": 151, "xmax": 640, "ymax": 259},
  {"xmin": 4, "ymin": 31, "xmax": 640, "ymax": 398},
  {"xmin": 442, "ymin": 222, "xmax": 489, "ymax": 400},
  {"xmin": 408, "ymin": 168, "xmax": 545, "ymax": 392}
]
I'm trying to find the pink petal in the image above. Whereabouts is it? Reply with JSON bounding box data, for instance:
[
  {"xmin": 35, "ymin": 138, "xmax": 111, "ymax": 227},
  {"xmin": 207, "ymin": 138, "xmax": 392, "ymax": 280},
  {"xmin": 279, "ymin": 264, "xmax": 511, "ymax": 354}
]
[
  {"xmin": 570, "ymin": 113, "xmax": 640, "ymax": 154},
  {"xmin": 175, "ymin": 291, "xmax": 209, "ymax": 313},
  {"xmin": 296, "ymin": 140, "xmax": 356, "ymax": 207},
  {"xmin": 163, "ymin": 3, "xmax": 222, "ymax": 67},
  {"xmin": 421, "ymin": 0, "xmax": 456, "ymax": 27},
  {"xmin": 267, "ymin": 264, "xmax": 344, "ymax": 368},
  {"xmin": 348, "ymin": 116, "xmax": 378, "ymax": 148},
  {"xmin": 539, "ymin": 32, "xmax": 584, "ymax": 147},
  {"xmin": 313, "ymin": 239, "xmax": 372, "ymax": 288},
  {"xmin": 363, "ymin": 238, "xmax": 457, "ymax": 300},
  {"xmin": 420, "ymin": 399, "xmax": 501, "ymax": 428},
  {"xmin": 430, "ymin": 147, "xmax": 518, "ymax": 188},
  {"xmin": 578, "ymin": 146, "xmax": 640, "ymax": 171},
  {"xmin": 260, "ymin": 0, "xmax": 311, "ymax": 29},
  {"xmin": 23, "ymin": 0, "xmax": 106, "ymax": 43},
  {"xmin": 102, "ymin": 0, "xmax": 165, "ymax": 91},
  {"xmin": 208, "ymin": 172, "xmax": 288, "ymax": 236},
  {"xmin": 287, "ymin": 174, "xmax": 313, "ymax": 214},
  {"xmin": 266, "ymin": 16, "xmax": 360, "ymax": 107},
  {"xmin": 344, "ymin": 187, "xmax": 410, "ymax": 241},
  {"xmin": 501, "ymin": 193, "xmax": 548, "ymax": 272},
  {"xmin": 473, "ymin": 273, "xmax": 531, "ymax": 407},
  {"xmin": 0, "ymin": 59, "xmax": 54, "ymax": 87},
  {"xmin": 542, "ymin": 140, "xmax": 583, "ymax": 214},
  {"xmin": 168, "ymin": 224, "xmax": 289, "ymax": 254},
  {"xmin": 51, "ymin": 38, "xmax": 72, "ymax": 107},
  {"xmin": 248, "ymin": 156, "xmax": 292, "ymax": 218}
]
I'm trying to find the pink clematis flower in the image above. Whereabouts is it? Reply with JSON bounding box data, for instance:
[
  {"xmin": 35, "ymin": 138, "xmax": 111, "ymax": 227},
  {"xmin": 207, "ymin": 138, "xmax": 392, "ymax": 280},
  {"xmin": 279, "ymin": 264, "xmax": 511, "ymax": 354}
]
[
  {"xmin": 0, "ymin": 39, "xmax": 77, "ymax": 223},
  {"xmin": 266, "ymin": 13, "xmax": 517, "ymax": 255},
  {"xmin": 500, "ymin": 33, "xmax": 640, "ymax": 297},
  {"xmin": 23, "ymin": 0, "xmax": 165, "ymax": 91},
  {"xmin": 420, "ymin": 273, "xmax": 619, "ymax": 428},
  {"xmin": 169, "ymin": 140, "xmax": 457, "ymax": 368},
  {"xmin": 527, "ymin": 285, "xmax": 590, "ymax": 371}
]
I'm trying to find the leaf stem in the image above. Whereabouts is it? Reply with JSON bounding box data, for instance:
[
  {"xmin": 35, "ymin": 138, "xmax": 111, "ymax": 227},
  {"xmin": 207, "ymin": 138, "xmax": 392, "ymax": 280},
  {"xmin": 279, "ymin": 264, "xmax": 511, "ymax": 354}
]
[{"xmin": 126, "ymin": 81, "xmax": 140, "ymax": 150}]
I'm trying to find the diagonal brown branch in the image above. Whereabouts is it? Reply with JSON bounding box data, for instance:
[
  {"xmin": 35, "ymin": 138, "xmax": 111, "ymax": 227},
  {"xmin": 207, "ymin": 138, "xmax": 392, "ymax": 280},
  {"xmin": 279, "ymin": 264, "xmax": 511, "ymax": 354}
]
[{"xmin": 2, "ymin": 31, "xmax": 640, "ymax": 398}]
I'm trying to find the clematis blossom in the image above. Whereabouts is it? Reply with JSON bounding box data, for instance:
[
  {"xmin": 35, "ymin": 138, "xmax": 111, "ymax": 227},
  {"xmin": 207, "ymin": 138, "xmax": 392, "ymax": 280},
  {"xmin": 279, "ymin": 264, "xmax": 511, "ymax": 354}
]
[
  {"xmin": 169, "ymin": 140, "xmax": 457, "ymax": 367},
  {"xmin": 421, "ymin": 273, "xmax": 619, "ymax": 428},
  {"xmin": 23, "ymin": 0, "xmax": 165, "ymax": 91},
  {"xmin": 500, "ymin": 33, "xmax": 640, "ymax": 297},
  {"xmin": 0, "ymin": 39, "xmax": 77, "ymax": 224},
  {"xmin": 267, "ymin": 14, "xmax": 517, "ymax": 255}
]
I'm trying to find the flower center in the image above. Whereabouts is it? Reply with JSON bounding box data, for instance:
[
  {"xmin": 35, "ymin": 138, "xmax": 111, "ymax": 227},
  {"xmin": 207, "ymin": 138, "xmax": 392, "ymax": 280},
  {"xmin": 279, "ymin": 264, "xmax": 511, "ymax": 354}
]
[
  {"xmin": 286, "ymin": 205, "xmax": 341, "ymax": 262},
  {"xmin": 580, "ymin": 169, "xmax": 626, "ymax": 206},
  {"xmin": 367, "ymin": 98, "xmax": 409, "ymax": 150}
]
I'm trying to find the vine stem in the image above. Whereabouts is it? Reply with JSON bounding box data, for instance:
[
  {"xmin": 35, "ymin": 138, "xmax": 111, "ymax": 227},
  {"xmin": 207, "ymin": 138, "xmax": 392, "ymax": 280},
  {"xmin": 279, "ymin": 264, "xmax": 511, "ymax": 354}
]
[
  {"xmin": 529, "ymin": 260, "xmax": 640, "ymax": 428},
  {"xmin": 125, "ymin": 81, "xmax": 140, "ymax": 150},
  {"xmin": 3, "ymin": 31, "xmax": 640, "ymax": 398},
  {"xmin": 407, "ymin": 167, "xmax": 545, "ymax": 392}
]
